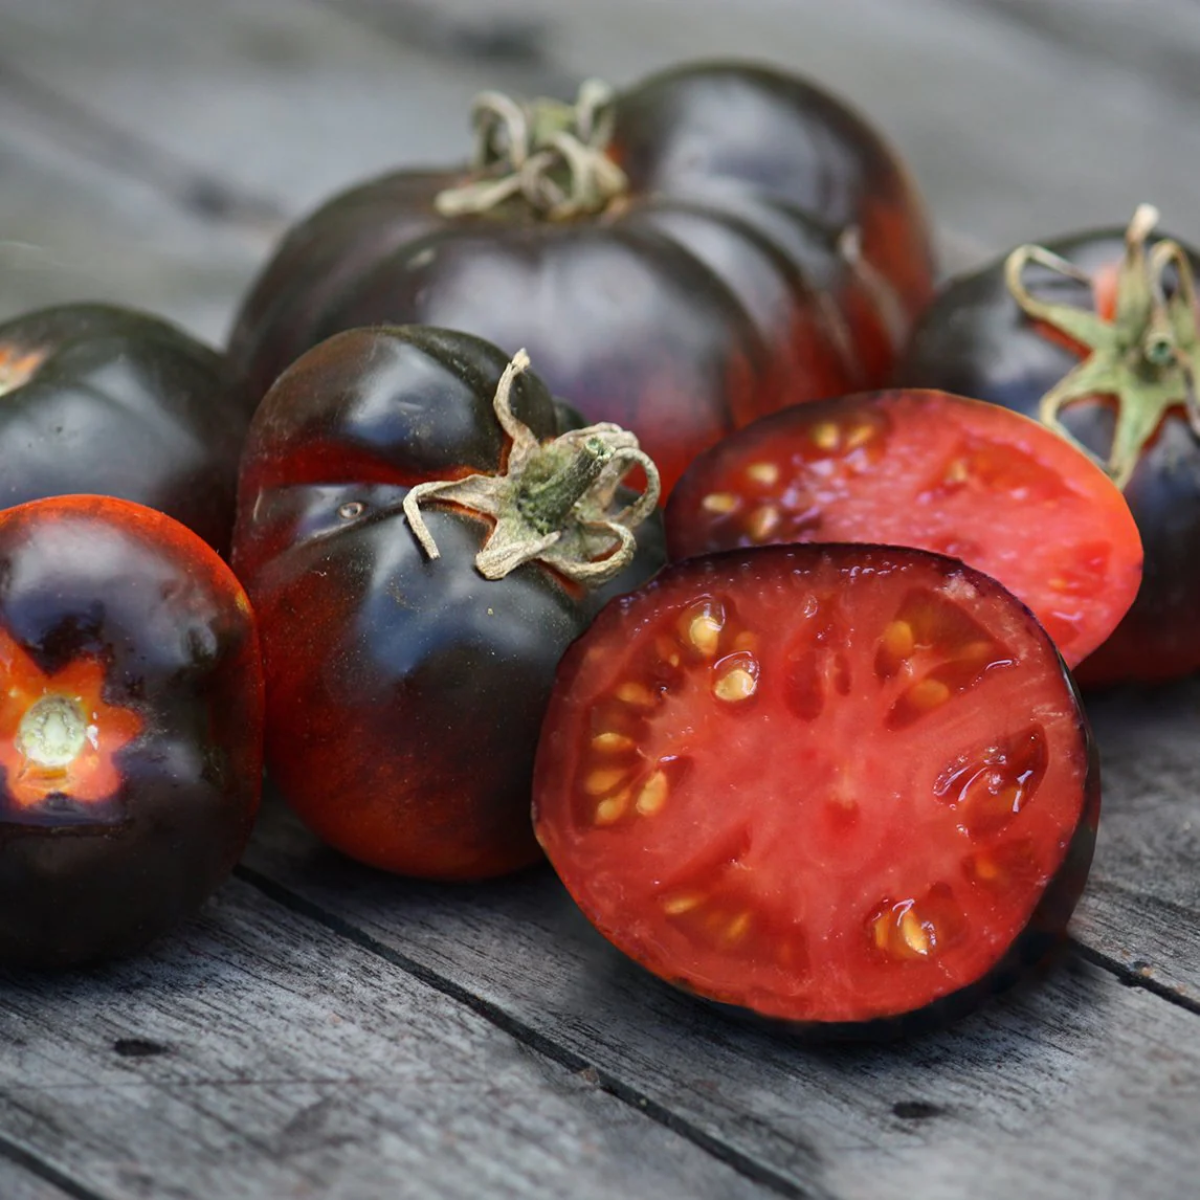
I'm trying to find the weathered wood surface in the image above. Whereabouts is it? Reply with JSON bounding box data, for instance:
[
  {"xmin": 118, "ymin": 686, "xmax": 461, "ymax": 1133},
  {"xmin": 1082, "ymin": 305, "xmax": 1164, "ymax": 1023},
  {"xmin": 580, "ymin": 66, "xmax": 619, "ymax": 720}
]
[{"xmin": 2, "ymin": 0, "xmax": 1199, "ymax": 1197}]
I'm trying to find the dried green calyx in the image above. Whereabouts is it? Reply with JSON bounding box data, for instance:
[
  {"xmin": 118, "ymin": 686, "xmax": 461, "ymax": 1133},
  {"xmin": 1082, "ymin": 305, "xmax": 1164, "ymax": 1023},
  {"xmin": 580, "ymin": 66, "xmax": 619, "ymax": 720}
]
[
  {"xmin": 402, "ymin": 349, "xmax": 660, "ymax": 585},
  {"xmin": 434, "ymin": 80, "xmax": 629, "ymax": 221},
  {"xmin": 1006, "ymin": 203, "xmax": 1200, "ymax": 490}
]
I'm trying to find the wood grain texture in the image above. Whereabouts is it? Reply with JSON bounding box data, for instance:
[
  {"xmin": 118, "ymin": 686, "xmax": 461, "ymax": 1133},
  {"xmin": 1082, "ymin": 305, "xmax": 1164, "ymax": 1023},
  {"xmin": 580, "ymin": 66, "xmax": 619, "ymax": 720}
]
[
  {"xmin": 0, "ymin": 877, "xmax": 768, "ymax": 1200},
  {"xmin": 0, "ymin": 1159, "xmax": 83, "ymax": 1200},
  {"xmin": 1076, "ymin": 679, "xmax": 1200, "ymax": 1004},
  {"xmin": 240, "ymin": 797, "xmax": 1200, "ymax": 1200}
]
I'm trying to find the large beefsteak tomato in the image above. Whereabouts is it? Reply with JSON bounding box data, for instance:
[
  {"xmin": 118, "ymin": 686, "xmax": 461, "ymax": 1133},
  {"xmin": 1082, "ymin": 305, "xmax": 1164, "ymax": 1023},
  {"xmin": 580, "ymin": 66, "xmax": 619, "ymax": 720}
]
[{"xmin": 229, "ymin": 60, "xmax": 937, "ymax": 494}]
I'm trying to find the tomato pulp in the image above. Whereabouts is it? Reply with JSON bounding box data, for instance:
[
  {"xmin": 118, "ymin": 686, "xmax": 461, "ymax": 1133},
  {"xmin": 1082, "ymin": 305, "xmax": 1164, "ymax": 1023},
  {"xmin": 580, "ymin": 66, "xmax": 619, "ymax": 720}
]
[
  {"xmin": 665, "ymin": 389, "xmax": 1142, "ymax": 668},
  {"xmin": 533, "ymin": 545, "xmax": 1097, "ymax": 1034}
]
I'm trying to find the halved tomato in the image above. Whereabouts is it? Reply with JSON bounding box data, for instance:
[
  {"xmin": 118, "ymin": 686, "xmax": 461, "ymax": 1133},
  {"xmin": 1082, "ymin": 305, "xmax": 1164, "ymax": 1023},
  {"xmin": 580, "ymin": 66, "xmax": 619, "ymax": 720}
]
[
  {"xmin": 664, "ymin": 389, "xmax": 1142, "ymax": 668},
  {"xmin": 532, "ymin": 544, "xmax": 1097, "ymax": 1035}
]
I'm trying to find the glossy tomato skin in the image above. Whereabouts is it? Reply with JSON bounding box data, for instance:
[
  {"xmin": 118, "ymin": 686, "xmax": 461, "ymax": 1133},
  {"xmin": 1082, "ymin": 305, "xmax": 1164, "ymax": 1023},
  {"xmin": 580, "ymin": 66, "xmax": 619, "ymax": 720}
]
[
  {"xmin": 0, "ymin": 304, "xmax": 254, "ymax": 555},
  {"xmin": 896, "ymin": 231, "xmax": 1200, "ymax": 686},
  {"xmin": 228, "ymin": 61, "xmax": 937, "ymax": 494},
  {"xmin": 664, "ymin": 388, "xmax": 1142, "ymax": 670},
  {"xmin": 533, "ymin": 544, "xmax": 1098, "ymax": 1037},
  {"xmin": 232, "ymin": 326, "xmax": 662, "ymax": 880},
  {"xmin": 0, "ymin": 495, "xmax": 264, "ymax": 968}
]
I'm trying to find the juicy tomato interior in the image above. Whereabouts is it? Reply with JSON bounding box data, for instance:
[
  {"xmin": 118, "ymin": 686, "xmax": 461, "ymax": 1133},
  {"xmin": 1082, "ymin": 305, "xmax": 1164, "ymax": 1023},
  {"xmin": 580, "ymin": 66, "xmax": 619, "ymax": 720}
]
[
  {"xmin": 533, "ymin": 545, "xmax": 1092, "ymax": 1026},
  {"xmin": 664, "ymin": 389, "xmax": 1142, "ymax": 668}
]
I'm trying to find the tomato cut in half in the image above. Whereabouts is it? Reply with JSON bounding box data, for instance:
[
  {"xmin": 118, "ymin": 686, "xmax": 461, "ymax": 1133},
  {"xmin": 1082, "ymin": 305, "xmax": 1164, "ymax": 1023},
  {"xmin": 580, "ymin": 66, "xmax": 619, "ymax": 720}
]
[
  {"xmin": 532, "ymin": 545, "xmax": 1098, "ymax": 1036},
  {"xmin": 664, "ymin": 389, "xmax": 1142, "ymax": 669}
]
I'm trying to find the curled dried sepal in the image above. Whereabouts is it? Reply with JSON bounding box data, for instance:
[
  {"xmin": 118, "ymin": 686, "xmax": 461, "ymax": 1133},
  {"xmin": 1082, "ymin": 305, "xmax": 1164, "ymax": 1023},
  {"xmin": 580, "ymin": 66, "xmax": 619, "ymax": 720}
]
[
  {"xmin": 403, "ymin": 349, "xmax": 660, "ymax": 585},
  {"xmin": 1005, "ymin": 203, "xmax": 1200, "ymax": 490},
  {"xmin": 434, "ymin": 80, "xmax": 629, "ymax": 221}
]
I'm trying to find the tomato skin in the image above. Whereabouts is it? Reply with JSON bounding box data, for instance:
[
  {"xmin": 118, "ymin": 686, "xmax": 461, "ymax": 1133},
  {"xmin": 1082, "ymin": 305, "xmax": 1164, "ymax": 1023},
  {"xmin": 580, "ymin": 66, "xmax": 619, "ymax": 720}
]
[
  {"xmin": 0, "ymin": 304, "xmax": 253, "ymax": 555},
  {"xmin": 896, "ymin": 229, "xmax": 1200, "ymax": 686},
  {"xmin": 664, "ymin": 388, "xmax": 1142, "ymax": 669},
  {"xmin": 228, "ymin": 61, "xmax": 936, "ymax": 495},
  {"xmin": 533, "ymin": 544, "xmax": 1098, "ymax": 1036},
  {"xmin": 0, "ymin": 495, "xmax": 264, "ymax": 968},
  {"xmin": 232, "ymin": 326, "xmax": 663, "ymax": 880}
]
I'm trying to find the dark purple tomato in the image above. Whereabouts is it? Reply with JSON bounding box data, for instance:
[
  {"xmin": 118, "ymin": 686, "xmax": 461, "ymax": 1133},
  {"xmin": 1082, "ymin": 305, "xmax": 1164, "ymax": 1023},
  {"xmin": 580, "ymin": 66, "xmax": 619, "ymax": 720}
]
[
  {"xmin": 897, "ymin": 205, "xmax": 1200, "ymax": 686},
  {"xmin": 228, "ymin": 60, "xmax": 937, "ymax": 495},
  {"xmin": 0, "ymin": 495, "xmax": 264, "ymax": 968},
  {"xmin": 232, "ymin": 325, "xmax": 663, "ymax": 880},
  {"xmin": 0, "ymin": 304, "xmax": 253, "ymax": 555},
  {"xmin": 533, "ymin": 544, "xmax": 1098, "ymax": 1037}
]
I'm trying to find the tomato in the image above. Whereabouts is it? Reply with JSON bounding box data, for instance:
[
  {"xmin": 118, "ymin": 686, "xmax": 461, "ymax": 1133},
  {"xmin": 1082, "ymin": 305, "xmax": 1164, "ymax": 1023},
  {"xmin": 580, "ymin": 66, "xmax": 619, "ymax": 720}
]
[
  {"xmin": 0, "ymin": 304, "xmax": 254, "ymax": 555},
  {"xmin": 896, "ymin": 206, "xmax": 1200, "ymax": 685},
  {"xmin": 532, "ymin": 544, "xmax": 1097, "ymax": 1035},
  {"xmin": 228, "ymin": 60, "xmax": 937, "ymax": 494},
  {"xmin": 665, "ymin": 388, "xmax": 1142, "ymax": 669},
  {"xmin": 0, "ymin": 495, "xmax": 264, "ymax": 968},
  {"xmin": 232, "ymin": 325, "xmax": 663, "ymax": 880}
]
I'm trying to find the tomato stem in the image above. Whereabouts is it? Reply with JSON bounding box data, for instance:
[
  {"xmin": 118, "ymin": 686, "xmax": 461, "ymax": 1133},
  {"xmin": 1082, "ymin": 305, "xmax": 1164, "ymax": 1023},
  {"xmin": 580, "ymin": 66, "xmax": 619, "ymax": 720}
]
[
  {"xmin": 402, "ymin": 350, "xmax": 660, "ymax": 584},
  {"xmin": 433, "ymin": 80, "xmax": 629, "ymax": 221},
  {"xmin": 1005, "ymin": 203, "xmax": 1200, "ymax": 490}
]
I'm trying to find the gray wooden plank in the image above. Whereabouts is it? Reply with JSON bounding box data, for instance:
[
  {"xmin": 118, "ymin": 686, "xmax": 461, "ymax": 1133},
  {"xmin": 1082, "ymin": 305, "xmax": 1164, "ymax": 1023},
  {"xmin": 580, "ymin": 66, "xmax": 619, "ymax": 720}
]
[
  {"xmin": 0, "ymin": 1159, "xmax": 82, "ymax": 1200},
  {"xmin": 1074, "ymin": 678, "xmax": 1200, "ymax": 1005},
  {"xmin": 241, "ymin": 798, "xmax": 1200, "ymax": 1200},
  {"xmin": 2, "ymin": 0, "xmax": 1198, "ymax": 257},
  {"xmin": 0, "ymin": 877, "xmax": 767, "ymax": 1200},
  {"xmin": 0, "ymin": 107, "xmax": 264, "ymax": 341}
]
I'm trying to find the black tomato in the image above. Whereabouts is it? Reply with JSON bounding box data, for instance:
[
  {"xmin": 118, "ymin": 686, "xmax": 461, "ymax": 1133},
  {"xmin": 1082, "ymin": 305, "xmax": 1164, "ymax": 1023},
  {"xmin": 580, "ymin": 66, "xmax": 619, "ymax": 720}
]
[
  {"xmin": 231, "ymin": 326, "xmax": 663, "ymax": 880},
  {"xmin": 533, "ymin": 544, "xmax": 1098, "ymax": 1037},
  {"xmin": 228, "ymin": 60, "xmax": 937, "ymax": 494},
  {"xmin": 0, "ymin": 304, "xmax": 254, "ymax": 555},
  {"xmin": 0, "ymin": 495, "xmax": 264, "ymax": 968},
  {"xmin": 897, "ymin": 206, "xmax": 1200, "ymax": 686}
]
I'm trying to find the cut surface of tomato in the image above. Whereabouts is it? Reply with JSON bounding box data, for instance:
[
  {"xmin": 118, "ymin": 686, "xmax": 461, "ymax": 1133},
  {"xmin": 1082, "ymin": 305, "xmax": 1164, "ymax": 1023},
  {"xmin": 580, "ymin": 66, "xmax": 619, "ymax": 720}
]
[
  {"xmin": 664, "ymin": 389, "xmax": 1142, "ymax": 669},
  {"xmin": 533, "ymin": 545, "xmax": 1097, "ymax": 1032}
]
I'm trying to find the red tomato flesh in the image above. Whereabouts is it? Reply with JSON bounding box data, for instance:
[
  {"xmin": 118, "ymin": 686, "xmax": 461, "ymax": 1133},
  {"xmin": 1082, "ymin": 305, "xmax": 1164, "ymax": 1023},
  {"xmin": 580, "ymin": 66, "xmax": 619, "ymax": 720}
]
[
  {"xmin": 665, "ymin": 389, "xmax": 1142, "ymax": 669},
  {"xmin": 533, "ymin": 545, "xmax": 1097, "ymax": 1031}
]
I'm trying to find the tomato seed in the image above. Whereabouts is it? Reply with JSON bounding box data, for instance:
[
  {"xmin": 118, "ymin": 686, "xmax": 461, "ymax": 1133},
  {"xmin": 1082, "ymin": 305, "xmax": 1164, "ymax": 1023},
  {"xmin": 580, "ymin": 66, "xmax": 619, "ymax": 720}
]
[
  {"xmin": 591, "ymin": 732, "xmax": 635, "ymax": 753},
  {"xmin": 615, "ymin": 681, "xmax": 658, "ymax": 709},
  {"xmin": 584, "ymin": 766, "xmax": 629, "ymax": 796},
  {"xmin": 745, "ymin": 505, "xmax": 781, "ymax": 542},
  {"xmin": 881, "ymin": 618, "xmax": 915, "ymax": 659},
  {"xmin": 809, "ymin": 421, "xmax": 840, "ymax": 451},
  {"xmin": 635, "ymin": 770, "xmax": 669, "ymax": 816},
  {"xmin": 661, "ymin": 892, "xmax": 704, "ymax": 916},
  {"xmin": 713, "ymin": 662, "xmax": 758, "ymax": 703},
  {"xmin": 701, "ymin": 491, "xmax": 739, "ymax": 514},
  {"xmin": 745, "ymin": 461, "xmax": 780, "ymax": 486},
  {"xmin": 594, "ymin": 791, "xmax": 631, "ymax": 826}
]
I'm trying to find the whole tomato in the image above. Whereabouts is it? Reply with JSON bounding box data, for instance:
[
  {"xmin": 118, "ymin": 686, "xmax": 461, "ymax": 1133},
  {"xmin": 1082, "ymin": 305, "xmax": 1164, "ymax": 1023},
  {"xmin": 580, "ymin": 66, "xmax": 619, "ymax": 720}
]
[
  {"xmin": 228, "ymin": 60, "xmax": 937, "ymax": 494},
  {"xmin": 0, "ymin": 304, "xmax": 253, "ymax": 555},
  {"xmin": 0, "ymin": 495, "xmax": 264, "ymax": 968},
  {"xmin": 232, "ymin": 325, "xmax": 663, "ymax": 880},
  {"xmin": 897, "ymin": 206, "xmax": 1200, "ymax": 686}
]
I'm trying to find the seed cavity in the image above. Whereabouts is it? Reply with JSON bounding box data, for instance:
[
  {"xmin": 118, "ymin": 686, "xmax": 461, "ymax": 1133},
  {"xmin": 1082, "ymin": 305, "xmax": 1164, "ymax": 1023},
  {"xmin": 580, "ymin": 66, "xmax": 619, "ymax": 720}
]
[{"xmin": 869, "ymin": 887, "xmax": 965, "ymax": 961}]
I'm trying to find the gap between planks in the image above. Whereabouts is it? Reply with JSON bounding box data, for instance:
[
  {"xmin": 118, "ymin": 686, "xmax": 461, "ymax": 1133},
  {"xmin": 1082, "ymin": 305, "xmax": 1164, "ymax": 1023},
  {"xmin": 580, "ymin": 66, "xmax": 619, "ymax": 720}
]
[{"xmin": 237, "ymin": 863, "xmax": 828, "ymax": 1200}]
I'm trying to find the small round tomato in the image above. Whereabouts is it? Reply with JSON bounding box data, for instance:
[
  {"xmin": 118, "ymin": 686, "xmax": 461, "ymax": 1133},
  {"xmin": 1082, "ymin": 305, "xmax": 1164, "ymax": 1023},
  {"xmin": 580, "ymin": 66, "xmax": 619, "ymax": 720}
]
[
  {"xmin": 228, "ymin": 60, "xmax": 937, "ymax": 494},
  {"xmin": 232, "ymin": 325, "xmax": 662, "ymax": 880},
  {"xmin": 533, "ymin": 544, "xmax": 1097, "ymax": 1036},
  {"xmin": 0, "ymin": 495, "xmax": 264, "ymax": 968},
  {"xmin": 0, "ymin": 304, "xmax": 254, "ymax": 555},
  {"xmin": 665, "ymin": 388, "xmax": 1142, "ymax": 669},
  {"xmin": 896, "ymin": 206, "xmax": 1200, "ymax": 685}
]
